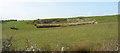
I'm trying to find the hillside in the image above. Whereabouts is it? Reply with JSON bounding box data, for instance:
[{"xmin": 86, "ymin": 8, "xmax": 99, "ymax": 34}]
[
  {"xmin": 20, "ymin": 15, "xmax": 117, "ymax": 26},
  {"xmin": 2, "ymin": 15, "xmax": 118, "ymax": 51}
]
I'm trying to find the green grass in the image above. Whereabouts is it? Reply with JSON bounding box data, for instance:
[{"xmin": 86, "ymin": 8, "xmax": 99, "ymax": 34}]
[
  {"xmin": 2, "ymin": 15, "xmax": 118, "ymax": 50},
  {"xmin": 35, "ymin": 15, "xmax": 118, "ymax": 24}
]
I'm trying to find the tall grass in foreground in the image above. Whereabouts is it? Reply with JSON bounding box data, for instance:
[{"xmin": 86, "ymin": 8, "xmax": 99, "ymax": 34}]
[{"xmin": 2, "ymin": 36, "xmax": 118, "ymax": 51}]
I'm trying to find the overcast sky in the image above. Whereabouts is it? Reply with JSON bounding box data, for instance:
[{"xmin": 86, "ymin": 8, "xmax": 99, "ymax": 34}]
[{"xmin": 0, "ymin": 0, "xmax": 119, "ymax": 20}]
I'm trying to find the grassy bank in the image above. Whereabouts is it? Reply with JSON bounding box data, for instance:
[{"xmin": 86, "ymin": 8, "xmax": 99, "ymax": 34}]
[{"xmin": 2, "ymin": 15, "xmax": 118, "ymax": 51}]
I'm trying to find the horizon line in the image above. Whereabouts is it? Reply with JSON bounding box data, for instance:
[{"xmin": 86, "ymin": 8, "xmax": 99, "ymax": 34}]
[{"xmin": 1, "ymin": 14, "xmax": 118, "ymax": 20}]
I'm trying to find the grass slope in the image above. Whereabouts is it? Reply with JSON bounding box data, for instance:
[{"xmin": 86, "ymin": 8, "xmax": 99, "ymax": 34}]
[{"xmin": 2, "ymin": 15, "xmax": 118, "ymax": 50}]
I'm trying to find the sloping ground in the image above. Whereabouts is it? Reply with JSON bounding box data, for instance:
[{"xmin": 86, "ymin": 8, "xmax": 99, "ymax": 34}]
[
  {"xmin": 33, "ymin": 15, "xmax": 117, "ymax": 24},
  {"xmin": 2, "ymin": 15, "xmax": 118, "ymax": 51}
]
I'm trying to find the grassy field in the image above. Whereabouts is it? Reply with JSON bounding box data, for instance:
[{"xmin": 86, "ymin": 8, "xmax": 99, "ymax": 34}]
[{"xmin": 2, "ymin": 15, "xmax": 118, "ymax": 51}]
